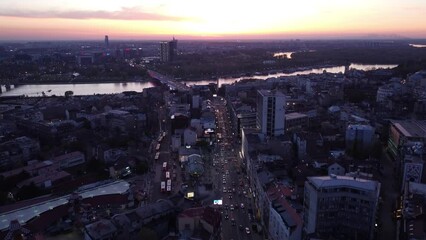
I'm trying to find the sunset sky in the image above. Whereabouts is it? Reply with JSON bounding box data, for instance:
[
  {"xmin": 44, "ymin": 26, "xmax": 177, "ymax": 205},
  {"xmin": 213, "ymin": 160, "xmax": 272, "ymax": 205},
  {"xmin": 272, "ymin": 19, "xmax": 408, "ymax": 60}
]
[{"xmin": 0, "ymin": 0, "xmax": 425, "ymax": 40}]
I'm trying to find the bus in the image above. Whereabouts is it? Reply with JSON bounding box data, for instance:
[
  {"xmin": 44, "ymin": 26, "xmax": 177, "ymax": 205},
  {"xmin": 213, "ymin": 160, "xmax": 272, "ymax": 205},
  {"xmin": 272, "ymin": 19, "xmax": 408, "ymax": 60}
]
[
  {"xmin": 162, "ymin": 162, "xmax": 167, "ymax": 171},
  {"xmin": 156, "ymin": 143, "xmax": 161, "ymax": 151},
  {"xmin": 160, "ymin": 181, "xmax": 166, "ymax": 192},
  {"xmin": 165, "ymin": 171, "xmax": 170, "ymax": 179},
  {"xmin": 154, "ymin": 152, "xmax": 160, "ymax": 161}
]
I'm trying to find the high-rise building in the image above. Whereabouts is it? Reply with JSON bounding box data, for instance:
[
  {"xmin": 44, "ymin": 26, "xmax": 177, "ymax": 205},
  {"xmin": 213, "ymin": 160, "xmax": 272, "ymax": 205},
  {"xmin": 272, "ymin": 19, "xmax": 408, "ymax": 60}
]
[
  {"xmin": 104, "ymin": 35, "xmax": 109, "ymax": 48},
  {"xmin": 304, "ymin": 175, "xmax": 381, "ymax": 240},
  {"xmin": 345, "ymin": 124, "xmax": 375, "ymax": 155},
  {"xmin": 160, "ymin": 37, "xmax": 178, "ymax": 62},
  {"xmin": 256, "ymin": 90, "xmax": 285, "ymax": 136}
]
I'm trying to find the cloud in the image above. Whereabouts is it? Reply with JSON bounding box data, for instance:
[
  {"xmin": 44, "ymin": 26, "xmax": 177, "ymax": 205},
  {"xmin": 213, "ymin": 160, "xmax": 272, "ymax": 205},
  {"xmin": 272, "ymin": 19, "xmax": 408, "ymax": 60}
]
[{"xmin": 0, "ymin": 7, "xmax": 185, "ymax": 21}]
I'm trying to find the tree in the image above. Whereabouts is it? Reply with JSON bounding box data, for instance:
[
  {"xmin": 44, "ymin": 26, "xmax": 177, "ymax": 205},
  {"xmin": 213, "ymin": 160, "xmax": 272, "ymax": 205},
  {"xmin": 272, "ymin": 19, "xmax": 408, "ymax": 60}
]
[
  {"xmin": 134, "ymin": 161, "xmax": 149, "ymax": 175},
  {"xmin": 65, "ymin": 90, "xmax": 74, "ymax": 98},
  {"xmin": 16, "ymin": 183, "xmax": 47, "ymax": 201},
  {"xmin": 138, "ymin": 227, "xmax": 158, "ymax": 240}
]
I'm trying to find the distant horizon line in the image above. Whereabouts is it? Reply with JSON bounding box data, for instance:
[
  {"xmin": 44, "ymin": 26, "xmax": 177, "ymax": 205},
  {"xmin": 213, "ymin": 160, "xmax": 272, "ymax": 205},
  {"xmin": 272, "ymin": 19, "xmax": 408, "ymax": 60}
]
[{"xmin": 1, "ymin": 37, "xmax": 426, "ymax": 43}]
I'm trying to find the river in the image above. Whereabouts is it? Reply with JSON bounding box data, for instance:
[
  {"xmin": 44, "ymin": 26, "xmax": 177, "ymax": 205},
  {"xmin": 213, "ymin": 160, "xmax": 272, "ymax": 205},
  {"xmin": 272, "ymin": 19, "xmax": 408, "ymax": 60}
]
[
  {"xmin": 0, "ymin": 64, "xmax": 397, "ymax": 97},
  {"xmin": 185, "ymin": 63, "xmax": 397, "ymax": 87},
  {"xmin": 0, "ymin": 82, "xmax": 155, "ymax": 97}
]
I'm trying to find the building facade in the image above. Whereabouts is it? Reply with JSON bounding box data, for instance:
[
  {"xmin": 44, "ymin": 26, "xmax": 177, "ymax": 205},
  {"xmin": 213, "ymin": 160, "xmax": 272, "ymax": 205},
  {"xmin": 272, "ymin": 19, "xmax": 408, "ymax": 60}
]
[
  {"xmin": 160, "ymin": 37, "xmax": 178, "ymax": 62},
  {"xmin": 345, "ymin": 124, "xmax": 375, "ymax": 155},
  {"xmin": 304, "ymin": 175, "xmax": 380, "ymax": 240},
  {"xmin": 256, "ymin": 90, "xmax": 286, "ymax": 137}
]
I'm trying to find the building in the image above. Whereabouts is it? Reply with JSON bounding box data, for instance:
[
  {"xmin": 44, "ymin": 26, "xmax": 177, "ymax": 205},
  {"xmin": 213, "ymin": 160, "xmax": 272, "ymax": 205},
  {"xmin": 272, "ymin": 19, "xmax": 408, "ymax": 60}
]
[
  {"xmin": 0, "ymin": 180, "xmax": 130, "ymax": 231},
  {"xmin": 52, "ymin": 151, "xmax": 85, "ymax": 169},
  {"xmin": 285, "ymin": 112, "xmax": 309, "ymax": 133},
  {"xmin": 177, "ymin": 206, "xmax": 221, "ymax": 239},
  {"xmin": 76, "ymin": 53, "xmax": 94, "ymax": 66},
  {"xmin": 183, "ymin": 127, "xmax": 197, "ymax": 146},
  {"xmin": 14, "ymin": 136, "xmax": 40, "ymax": 161},
  {"xmin": 111, "ymin": 199, "xmax": 175, "ymax": 239},
  {"xmin": 104, "ymin": 35, "xmax": 109, "ymax": 48},
  {"xmin": 84, "ymin": 219, "xmax": 117, "ymax": 240},
  {"xmin": 304, "ymin": 175, "xmax": 381, "ymax": 240},
  {"xmin": 256, "ymin": 90, "xmax": 286, "ymax": 137},
  {"xmin": 400, "ymin": 182, "xmax": 426, "ymax": 240},
  {"xmin": 160, "ymin": 37, "xmax": 178, "ymax": 62},
  {"xmin": 345, "ymin": 124, "xmax": 375, "ymax": 156},
  {"xmin": 388, "ymin": 120, "xmax": 426, "ymax": 159},
  {"xmin": 268, "ymin": 184, "xmax": 302, "ymax": 240}
]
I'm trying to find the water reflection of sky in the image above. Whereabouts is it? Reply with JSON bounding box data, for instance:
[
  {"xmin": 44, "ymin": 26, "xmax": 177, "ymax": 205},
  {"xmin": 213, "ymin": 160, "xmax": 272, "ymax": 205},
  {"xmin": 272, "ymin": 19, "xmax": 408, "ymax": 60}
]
[
  {"xmin": 0, "ymin": 82, "xmax": 155, "ymax": 97},
  {"xmin": 273, "ymin": 52, "xmax": 294, "ymax": 59},
  {"xmin": 1, "ymin": 63, "xmax": 398, "ymax": 96},
  {"xmin": 409, "ymin": 44, "xmax": 426, "ymax": 48},
  {"xmin": 186, "ymin": 63, "xmax": 397, "ymax": 87}
]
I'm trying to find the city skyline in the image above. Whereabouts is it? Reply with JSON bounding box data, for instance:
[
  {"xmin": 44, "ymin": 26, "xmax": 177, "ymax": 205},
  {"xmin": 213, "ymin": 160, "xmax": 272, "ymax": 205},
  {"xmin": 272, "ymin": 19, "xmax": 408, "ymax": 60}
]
[{"xmin": 0, "ymin": 0, "xmax": 425, "ymax": 41}]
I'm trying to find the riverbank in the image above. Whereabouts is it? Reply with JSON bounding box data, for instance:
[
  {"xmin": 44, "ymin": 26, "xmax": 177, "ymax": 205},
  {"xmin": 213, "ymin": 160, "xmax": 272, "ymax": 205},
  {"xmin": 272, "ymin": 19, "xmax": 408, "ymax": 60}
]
[{"xmin": 175, "ymin": 64, "xmax": 344, "ymax": 82}]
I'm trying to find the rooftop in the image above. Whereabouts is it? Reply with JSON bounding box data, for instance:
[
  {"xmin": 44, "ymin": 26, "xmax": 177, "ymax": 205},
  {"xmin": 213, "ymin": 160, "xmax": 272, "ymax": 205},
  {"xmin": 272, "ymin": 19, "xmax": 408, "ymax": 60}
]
[
  {"xmin": 391, "ymin": 120, "xmax": 426, "ymax": 138},
  {"xmin": 85, "ymin": 219, "xmax": 117, "ymax": 239},
  {"xmin": 258, "ymin": 89, "xmax": 285, "ymax": 97},
  {"xmin": 307, "ymin": 175, "xmax": 379, "ymax": 192},
  {"xmin": 52, "ymin": 151, "xmax": 84, "ymax": 162},
  {"xmin": 0, "ymin": 180, "xmax": 129, "ymax": 231},
  {"xmin": 347, "ymin": 124, "xmax": 374, "ymax": 131},
  {"xmin": 285, "ymin": 112, "xmax": 308, "ymax": 120}
]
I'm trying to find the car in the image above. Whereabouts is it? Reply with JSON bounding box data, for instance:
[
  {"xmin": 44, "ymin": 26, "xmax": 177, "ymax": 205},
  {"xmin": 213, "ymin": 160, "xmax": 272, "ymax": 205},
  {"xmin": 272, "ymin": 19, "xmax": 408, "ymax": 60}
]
[
  {"xmin": 230, "ymin": 204, "xmax": 234, "ymax": 210},
  {"xmin": 225, "ymin": 214, "xmax": 229, "ymax": 220},
  {"xmin": 239, "ymin": 225, "xmax": 244, "ymax": 231},
  {"xmin": 229, "ymin": 195, "xmax": 232, "ymax": 199},
  {"xmin": 240, "ymin": 203, "xmax": 245, "ymax": 209},
  {"xmin": 394, "ymin": 209, "xmax": 402, "ymax": 219},
  {"xmin": 245, "ymin": 227, "xmax": 251, "ymax": 234}
]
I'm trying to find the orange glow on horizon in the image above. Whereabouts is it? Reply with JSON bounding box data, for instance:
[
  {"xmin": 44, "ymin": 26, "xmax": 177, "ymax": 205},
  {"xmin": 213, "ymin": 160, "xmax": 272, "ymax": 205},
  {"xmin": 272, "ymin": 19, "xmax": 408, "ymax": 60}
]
[{"xmin": 0, "ymin": 0, "xmax": 425, "ymax": 40}]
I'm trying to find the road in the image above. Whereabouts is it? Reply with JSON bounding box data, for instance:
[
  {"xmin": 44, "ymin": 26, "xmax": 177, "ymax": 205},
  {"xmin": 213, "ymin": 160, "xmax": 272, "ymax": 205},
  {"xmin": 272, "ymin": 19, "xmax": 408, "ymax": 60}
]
[
  {"xmin": 212, "ymin": 96, "xmax": 263, "ymax": 240},
  {"xmin": 377, "ymin": 152, "xmax": 400, "ymax": 240}
]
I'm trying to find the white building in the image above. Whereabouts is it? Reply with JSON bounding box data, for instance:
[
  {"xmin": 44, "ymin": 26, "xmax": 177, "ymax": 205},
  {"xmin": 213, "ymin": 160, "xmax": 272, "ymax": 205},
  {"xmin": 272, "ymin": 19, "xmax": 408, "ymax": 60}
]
[
  {"xmin": 376, "ymin": 78, "xmax": 405, "ymax": 102},
  {"xmin": 268, "ymin": 185, "xmax": 302, "ymax": 240},
  {"xmin": 256, "ymin": 90, "xmax": 286, "ymax": 136},
  {"xmin": 304, "ymin": 175, "xmax": 380, "ymax": 240}
]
